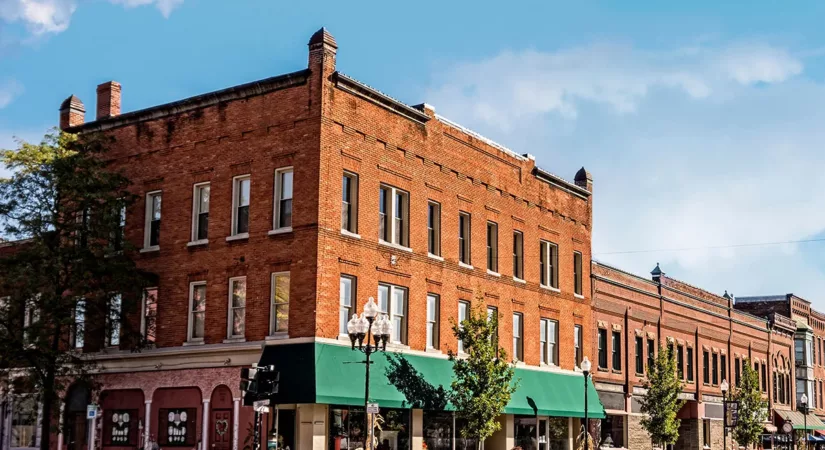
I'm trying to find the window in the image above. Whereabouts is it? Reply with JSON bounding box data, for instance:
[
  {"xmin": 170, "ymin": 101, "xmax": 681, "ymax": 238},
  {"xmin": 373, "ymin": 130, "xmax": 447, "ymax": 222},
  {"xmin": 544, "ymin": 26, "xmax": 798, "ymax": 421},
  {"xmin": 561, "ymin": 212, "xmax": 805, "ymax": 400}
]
[
  {"xmin": 575, "ymin": 325, "xmax": 583, "ymax": 367},
  {"xmin": 10, "ymin": 395, "xmax": 37, "ymax": 448},
  {"xmin": 541, "ymin": 319, "xmax": 558, "ymax": 366},
  {"xmin": 735, "ymin": 358, "xmax": 741, "ymax": 386},
  {"xmin": 111, "ymin": 203, "xmax": 126, "ymax": 251},
  {"xmin": 487, "ymin": 306, "xmax": 498, "ymax": 344},
  {"xmin": 712, "ymin": 353, "xmax": 719, "ymax": 385},
  {"xmin": 141, "ymin": 288, "xmax": 157, "ymax": 344},
  {"xmin": 107, "ymin": 294, "xmax": 121, "ymax": 347},
  {"xmin": 687, "ymin": 347, "xmax": 694, "ymax": 382},
  {"xmin": 427, "ymin": 294, "xmax": 439, "ymax": 349},
  {"xmin": 703, "ymin": 351, "xmax": 710, "ymax": 384},
  {"xmin": 761, "ymin": 363, "xmax": 767, "ymax": 393},
  {"xmin": 598, "ymin": 328, "xmax": 608, "ymax": 369},
  {"xmin": 677, "ymin": 346, "xmax": 684, "ymax": 379},
  {"xmin": 23, "ymin": 303, "xmax": 36, "ymax": 343},
  {"xmin": 339, "ymin": 276, "xmax": 356, "ymax": 335},
  {"xmin": 796, "ymin": 340, "xmax": 804, "ymax": 363},
  {"xmin": 574, "ymin": 251, "xmax": 583, "ymax": 296},
  {"xmin": 648, "ymin": 339, "xmax": 655, "ymax": 370},
  {"xmin": 379, "ymin": 185, "xmax": 409, "ymax": 247},
  {"xmin": 702, "ymin": 419, "xmax": 711, "ymax": 448},
  {"xmin": 635, "ymin": 337, "xmax": 644, "ymax": 374},
  {"xmin": 540, "ymin": 240, "xmax": 559, "ymax": 289},
  {"xmin": 513, "ymin": 313, "xmax": 523, "ymax": 361},
  {"xmin": 612, "ymin": 331, "xmax": 621, "ymax": 371},
  {"xmin": 274, "ymin": 167, "xmax": 293, "ymax": 230},
  {"xmin": 188, "ymin": 282, "xmax": 206, "ymax": 341},
  {"xmin": 721, "ymin": 354, "xmax": 727, "ymax": 385},
  {"xmin": 427, "ymin": 201, "xmax": 441, "ymax": 256},
  {"xmin": 459, "ymin": 212, "xmax": 471, "ymax": 265},
  {"xmin": 486, "ymin": 221, "xmax": 498, "ymax": 272},
  {"xmin": 72, "ymin": 299, "xmax": 85, "ymax": 349},
  {"xmin": 231, "ymin": 176, "xmax": 251, "ymax": 236},
  {"xmin": 227, "ymin": 277, "xmax": 246, "ymax": 339},
  {"xmin": 342, "ymin": 172, "xmax": 359, "ymax": 233},
  {"xmin": 144, "ymin": 191, "xmax": 161, "ymax": 248},
  {"xmin": 512, "ymin": 231, "xmax": 524, "ymax": 280},
  {"xmin": 378, "ymin": 283, "xmax": 408, "ymax": 344},
  {"xmin": 270, "ymin": 272, "xmax": 290, "ymax": 335},
  {"xmin": 191, "ymin": 183, "xmax": 210, "ymax": 242},
  {"xmin": 458, "ymin": 301, "xmax": 469, "ymax": 353}
]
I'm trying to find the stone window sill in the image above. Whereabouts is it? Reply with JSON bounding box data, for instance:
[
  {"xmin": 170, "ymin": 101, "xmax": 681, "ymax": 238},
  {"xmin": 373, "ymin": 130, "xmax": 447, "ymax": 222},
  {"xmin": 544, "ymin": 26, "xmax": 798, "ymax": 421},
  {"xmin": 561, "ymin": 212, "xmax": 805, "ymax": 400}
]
[
  {"xmin": 183, "ymin": 340, "xmax": 204, "ymax": 346},
  {"xmin": 541, "ymin": 285, "xmax": 561, "ymax": 293},
  {"xmin": 268, "ymin": 227, "xmax": 293, "ymax": 236},
  {"xmin": 458, "ymin": 262, "xmax": 474, "ymax": 270},
  {"xmin": 140, "ymin": 245, "xmax": 160, "ymax": 253},
  {"xmin": 226, "ymin": 233, "xmax": 249, "ymax": 242},
  {"xmin": 428, "ymin": 253, "xmax": 444, "ymax": 261},
  {"xmin": 378, "ymin": 240, "xmax": 412, "ymax": 252},
  {"xmin": 341, "ymin": 230, "xmax": 361, "ymax": 239},
  {"xmin": 187, "ymin": 239, "xmax": 209, "ymax": 247},
  {"xmin": 514, "ymin": 277, "xmax": 526, "ymax": 284},
  {"xmin": 574, "ymin": 293, "xmax": 585, "ymax": 299},
  {"xmin": 487, "ymin": 270, "xmax": 501, "ymax": 277},
  {"xmin": 223, "ymin": 337, "xmax": 246, "ymax": 344}
]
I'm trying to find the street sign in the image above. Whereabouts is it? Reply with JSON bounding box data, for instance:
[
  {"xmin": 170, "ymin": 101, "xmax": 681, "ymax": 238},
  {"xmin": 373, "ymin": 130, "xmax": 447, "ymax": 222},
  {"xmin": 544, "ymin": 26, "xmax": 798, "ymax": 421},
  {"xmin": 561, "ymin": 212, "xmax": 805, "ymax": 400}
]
[
  {"xmin": 255, "ymin": 406, "xmax": 270, "ymax": 414},
  {"xmin": 253, "ymin": 399, "xmax": 270, "ymax": 409},
  {"xmin": 86, "ymin": 404, "xmax": 97, "ymax": 420},
  {"xmin": 725, "ymin": 401, "xmax": 739, "ymax": 427},
  {"xmin": 366, "ymin": 403, "xmax": 379, "ymax": 414}
]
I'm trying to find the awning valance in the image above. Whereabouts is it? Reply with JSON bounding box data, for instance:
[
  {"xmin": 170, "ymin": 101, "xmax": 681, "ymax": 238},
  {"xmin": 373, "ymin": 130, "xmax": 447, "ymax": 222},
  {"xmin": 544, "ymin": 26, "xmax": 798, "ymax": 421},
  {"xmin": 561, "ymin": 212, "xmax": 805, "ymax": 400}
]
[
  {"xmin": 255, "ymin": 342, "xmax": 605, "ymax": 419},
  {"xmin": 775, "ymin": 410, "xmax": 825, "ymax": 430}
]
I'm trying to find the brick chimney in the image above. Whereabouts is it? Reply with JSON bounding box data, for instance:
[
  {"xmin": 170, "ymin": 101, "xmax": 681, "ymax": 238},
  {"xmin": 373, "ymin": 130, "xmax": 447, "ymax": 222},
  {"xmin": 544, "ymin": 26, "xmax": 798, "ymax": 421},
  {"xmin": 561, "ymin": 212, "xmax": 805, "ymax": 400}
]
[
  {"xmin": 96, "ymin": 81, "xmax": 121, "ymax": 119},
  {"xmin": 59, "ymin": 95, "xmax": 85, "ymax": 130}
]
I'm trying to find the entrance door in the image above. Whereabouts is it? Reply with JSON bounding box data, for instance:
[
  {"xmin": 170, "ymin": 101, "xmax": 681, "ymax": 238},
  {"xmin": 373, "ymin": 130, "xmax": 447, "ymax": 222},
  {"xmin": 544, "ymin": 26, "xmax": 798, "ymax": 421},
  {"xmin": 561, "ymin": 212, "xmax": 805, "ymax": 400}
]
[
  {"xmin": 67, "ymin": 412, "xmax": 87, "ymax": 450},
  {"xmin": 211, "ymin": 410, "xmax": 233, "ymax": 450}
]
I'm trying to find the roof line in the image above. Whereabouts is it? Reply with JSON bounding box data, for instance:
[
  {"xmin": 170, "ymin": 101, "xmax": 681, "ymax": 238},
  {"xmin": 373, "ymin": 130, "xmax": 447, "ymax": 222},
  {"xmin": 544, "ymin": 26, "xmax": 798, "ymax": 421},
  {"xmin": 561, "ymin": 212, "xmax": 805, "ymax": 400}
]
[{"xmin": 333, "ymin": 72, "xmax": 430, "ymax": 124}]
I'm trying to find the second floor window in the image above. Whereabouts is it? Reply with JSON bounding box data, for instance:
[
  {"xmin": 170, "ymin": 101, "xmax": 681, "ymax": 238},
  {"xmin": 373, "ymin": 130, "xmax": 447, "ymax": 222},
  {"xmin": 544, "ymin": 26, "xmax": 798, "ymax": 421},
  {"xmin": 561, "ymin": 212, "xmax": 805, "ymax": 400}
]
[
  {"xmin": 458, "ymin": 301, "xmax": 469, "ymax": 353},
  {"xmin": 612, "ymin": 331, "xmax": 621, "ymax": 371},
  {"xmin": 687, "ymin": 347, "xmax": 694, "ymax": 381},
  {"xmin": 635, "ymin": 336, "xmax": 643, "ymax": 374},
  {"xmin": 575, "ymin": 325, "xmax": 583, "ymax": 367},
  {"xmin": 677, "ymin": 346, "xmax": 684, "ymax": 379},
  {"xmin": 379, "ymin": 185, "xmax": 409, "ymax": 247},
  {"xmin": 144, "ymin": 191, "xmax": 162, "ymax": 248},
  {"xmin": 540, "ymin": 319, "xmax": 558, "ymax": 366},
  {"xmin": 107, "ymin": 294, "xmax": 121, "ymax": 347},
  {"xmin": 141, "ymin": 288, "xmax": 157, "ymax": 344},
  {"xmin": 192, "ymin": 183, "xmax": 210, "ymax": 241},
  {"xmin": 274, "ymin": 168, "xmax": 293, "ymax": 230},
  {"xmin": 378, "ymin": 283, "xmax": 408, "ymax": 344},
  {"xmin": 342, "ymin": 172, "xmax": 359, "ymax": 233},
  {"xmin": 73, "ymin": 300, "xmax": 85, "ymax": 349},
  {"xmin": 426, "ymin": 294, "xmax": 439, "ymax": 349},
  {"xmin": 574, "ymin": 251, "xmax": 583, "ymax": 295},
  {"xmin": 648, "ymin": 339, "xmax": 655, "ymax": 369},
  {"xmin": 712, "ymin": 353, "xmax": 719, "ymax": 385},
  {"xmin": 428, "ymin": 201, "xmax": 441, "ymax": 256},
  {"xmin": 703, "ymin": 351, "xmax": 710, "ymax": 384},
  {"xmin": 188, "ymin": 282, "xmax": 206, "ymax": 342},
  {"xmin": 721, "ymin": 354, "xmax": 727, "ymax": 384},
  {"xmin": 598, "ymin": 329, "xmax": 608, "ymax": 369},
  {"xmin": 232, "ymin": 176, "xmax": 251, "ymax": 236},
  {"xmin": 339, "ymin": 275, "xmax": 356, "ymax": 335},
  {"xmin": 459, "ymin": 212, "xmax": 471, "ymax": 265},
  {"xmin": 513, "ymin": 313, "xmax": 523, "ymax": 361},
  {"xmin": 486, "ymin": 221, "xmax": 498, "ymax": 273},
  {"xmin": 228, "ymin": 277, "xmax": 246, "ymax": 339},
  {"xmin": 512, "ymin": 231, "xmax": 524, "ymax": 280},
  {"xmin": 540, "ymin": 240, "xmax": 559, "ymax": 289},
  {"xmin": 270, "ymin": 272, "xmax": 290, "ymax": 335}
]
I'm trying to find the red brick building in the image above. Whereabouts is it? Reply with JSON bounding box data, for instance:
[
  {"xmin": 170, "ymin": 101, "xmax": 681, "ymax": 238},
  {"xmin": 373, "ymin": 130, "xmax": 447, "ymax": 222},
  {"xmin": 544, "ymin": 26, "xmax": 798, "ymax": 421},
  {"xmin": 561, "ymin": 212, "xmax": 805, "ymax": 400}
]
[{"xmin": 1, "ymin": 28, "xmax": 602, "ymax": 450}]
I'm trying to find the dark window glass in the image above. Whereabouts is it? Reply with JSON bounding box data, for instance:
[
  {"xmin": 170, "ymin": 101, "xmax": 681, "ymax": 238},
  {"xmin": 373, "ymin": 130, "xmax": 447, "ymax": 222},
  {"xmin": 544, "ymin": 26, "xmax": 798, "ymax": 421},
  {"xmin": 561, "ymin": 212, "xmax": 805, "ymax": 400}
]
[
  {"xmin": 598, "ymin": 329, "xmax": 608, "ymax": 369},
  {"xmin": 703, "ymin": 351, "xmax": 710, "ymax": 384},
  {"xmin": 677, "ymin": 346, "xmax": 684, "ymax": 379},
  {"xmin": 635, "ymin": 337, "xmax": 644, "ymax": 374},
  {"xmin": 712, "ymin": 353, "xmax": 719, "ymax": 385},
  {"xmin": 648, "ymin": 339, "xmax": 655, "ymax": 370},
  {"xmin": 612, "ymin": 331, "xmax": 621, "ymax": 371},
  {"xmin": 687, "ymin": 347, "xmax": 694, "ymax": 382},
  {"xmin": 574, "ymin": 252, "xmax": 583, "ymax": 295}
]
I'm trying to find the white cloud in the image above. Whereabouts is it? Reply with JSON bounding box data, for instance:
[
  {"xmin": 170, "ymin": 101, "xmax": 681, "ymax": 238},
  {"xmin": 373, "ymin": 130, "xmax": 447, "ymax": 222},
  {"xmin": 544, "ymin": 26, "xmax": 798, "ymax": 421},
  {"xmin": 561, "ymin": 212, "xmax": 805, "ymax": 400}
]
[
  {"xmin": 0, "ymin": 79, "xmax": 23, "ymax": 108},
  {"xmin": 427, "ymin": 40, "xmax": 825, "ymax": 307},
  {"xmin": 0, "ymin": 0, "xmax": 182, "ymax": 36}
]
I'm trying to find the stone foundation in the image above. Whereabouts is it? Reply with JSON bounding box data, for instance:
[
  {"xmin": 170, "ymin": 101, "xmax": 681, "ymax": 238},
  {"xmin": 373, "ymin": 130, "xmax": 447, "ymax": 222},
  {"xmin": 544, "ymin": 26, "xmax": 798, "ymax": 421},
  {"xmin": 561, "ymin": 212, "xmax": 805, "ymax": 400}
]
[{"xmin": 627, "ymin": 414, "xmax": 653, "ymax": 450}]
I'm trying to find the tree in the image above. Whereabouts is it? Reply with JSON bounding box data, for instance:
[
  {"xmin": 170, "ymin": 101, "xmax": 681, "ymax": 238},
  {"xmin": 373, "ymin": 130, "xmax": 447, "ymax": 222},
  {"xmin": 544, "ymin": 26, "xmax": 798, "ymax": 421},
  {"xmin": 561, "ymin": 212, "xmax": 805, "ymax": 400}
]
[
  {"xmin": 0, "ymin": 130, "xmax": 153, "ymax": 450},
  {"xmin": 448, "ymin": 295, "xmax": 518, "ymax": 449},
  {"xmin": 731, "ymin": 358, "xmax": 768, "ymax": 448},
  {"xmin": 639, "ymin": 345, "xmax": 684, "ymax": 449}
]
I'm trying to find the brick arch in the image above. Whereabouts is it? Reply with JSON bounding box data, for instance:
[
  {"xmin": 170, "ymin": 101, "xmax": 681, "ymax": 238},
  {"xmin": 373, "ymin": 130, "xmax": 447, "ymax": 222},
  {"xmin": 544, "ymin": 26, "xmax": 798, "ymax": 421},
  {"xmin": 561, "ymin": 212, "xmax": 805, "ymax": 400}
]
[{"xmin": 97, "ymin": 367, "xmax": 242, "ymax": 400}]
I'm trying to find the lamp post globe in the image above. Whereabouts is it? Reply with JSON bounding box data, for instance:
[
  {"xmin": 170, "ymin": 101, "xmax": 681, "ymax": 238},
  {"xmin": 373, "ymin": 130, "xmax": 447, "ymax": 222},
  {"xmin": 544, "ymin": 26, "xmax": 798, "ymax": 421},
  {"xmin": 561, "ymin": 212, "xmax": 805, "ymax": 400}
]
[{"xmin": 363, "ymin": 296, "xmax": 379, "ymax": 320}]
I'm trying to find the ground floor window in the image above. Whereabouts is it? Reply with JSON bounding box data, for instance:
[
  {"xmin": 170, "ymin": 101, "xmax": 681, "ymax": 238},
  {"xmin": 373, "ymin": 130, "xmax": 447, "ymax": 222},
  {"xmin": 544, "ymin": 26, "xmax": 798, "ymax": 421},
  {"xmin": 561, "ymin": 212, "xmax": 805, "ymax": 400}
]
[
  {"xmin": 421, "ymin": 411, "xmax": 478, "ymax": 450},
  {"xmin": 266, "ymin": 408, "xmax": 296, "ymax": 450},
  {"xmin": 104, "ymin": 409, "xmax": 139, "ymax": 446},
  {"xmin": 11, "ymin": 395, "xmax": 38, "ymax": 448},
  {"xmin": 600, "ymin": 415, "xmax": 624, "ymax": 449},
  {"xmin": 158, "ymin": 408, "xmax": 197, "ymax": 447},
  {"xmin": 546, "ymin": 417, "xmax": 569, "ymax": 450},
  {"xmin": 516, "ymin": 415, "xmax": 540, "ymax": 450},
  {"xmin": 517, "ymin": 416, "xmax": 571, "ymax": 450},
  {"xmin": 702, "ymin": 419, "xmax": 711, "ymax": 448},
  {"xmin": 329, "ymin": 407, "xmax": 410, "ymax": 450}
]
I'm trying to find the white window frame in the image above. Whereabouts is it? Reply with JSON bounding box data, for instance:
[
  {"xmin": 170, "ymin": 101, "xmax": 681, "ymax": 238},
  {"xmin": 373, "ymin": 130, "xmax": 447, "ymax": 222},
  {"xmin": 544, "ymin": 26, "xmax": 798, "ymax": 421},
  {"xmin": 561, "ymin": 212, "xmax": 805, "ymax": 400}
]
[
  {"xmin": 574, "ymin": 251, "xmax": 584, "ymax": 297},
  {"xmin": 22, "ymin": 302, "xmax": 36, "ymax": 343},
  {"xmin": 513, "ymin": 312, "xmax": 523, "ymax": 361},
  {"xmin": 458, "ymin": 300, "xmax": 470, "ymax": 353},
  {"xmin": 459, "ymin": 212, "xmax": 472, "ymax": 266},
  {"xmin": 513, "ymin": 230, "xmax": 524, "ymax": 281},
  {"xmin": 339, "ymin": 275, "xmax": 356, "ymax": 336},
  {"xmin": 230, "ymin": 175, "xmax": 251, "ymax": 239},
  {"xmin": 143, "ymin": 190, "xmax": 162, "ymax": 251},
  {"xmin": 540, "ymin": 318, "xmax": 558, "ymax": 366},
  {"xmin": 378, "ymin": 184, "xmax": 410, "ymax": 248},
  {"xmin": 72, "ymin": 299, "xmax": 85, "ymax": 350},
  {"xmin": 342, "ymin": 172, "xmax": 359, "ymax": 235},
  {"xmin": 227, "ymin": 276, "xmax": 247, "ymax": 340},
  {"xmin": 378, "ymin": 283, "xmax": 408, "ymax": 344},
  {"xmin": 540, "ymin": 240, "xmax": 559, "ymax": 290},
  {"xmin": 188, "ymin": 281, "xmax": 207, "ymax": 343},
  {"xmin": 487, "ymin": 221, "xmax": 498, "ymax": 274},
  {"xmin": 575, "ymin": 324, "xmax": 583, "ymax": 367},
  {"xmin": 107, "ymin": 294, "xmax": 121, "ymax": 347},
  {"xmin": 270, "ymin": 272, "xmax": 290, "ymax": 336},
  {"xmin": 427, "ymin": 201, "xmax": 441, "ymax": 257},
  {"xmin": 272, "ymin": 167, "xmax": 294, "ymax": 232},
  {"xmin": 426, "ymin": 293, "xmax": 440, "ymax": 349},
  {"xmin": 141, "ymin": 287, "xmax": 157, "ymax": 344},
  {"xmin": 190, "ymin": 182, "xmax": 210, "ymax": 244}
]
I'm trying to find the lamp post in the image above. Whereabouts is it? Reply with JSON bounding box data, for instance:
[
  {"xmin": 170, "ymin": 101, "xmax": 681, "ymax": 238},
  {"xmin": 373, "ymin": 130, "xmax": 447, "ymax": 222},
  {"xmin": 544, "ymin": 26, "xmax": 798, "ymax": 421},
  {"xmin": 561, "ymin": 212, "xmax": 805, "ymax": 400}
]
[
  {"xmin": 801, "ymin": 393, "xmax": 809, "ymax": 450},
  {"xmin": 346, "ymin": 297, "xmax": 392, "ymax": 450},
  {"xmin": 581, "ymin": 356, "xmax": 592, "ymax": 450},
  {"xmin": 721, "ymin": 379, "xmax": 729, "ymax": 450}
]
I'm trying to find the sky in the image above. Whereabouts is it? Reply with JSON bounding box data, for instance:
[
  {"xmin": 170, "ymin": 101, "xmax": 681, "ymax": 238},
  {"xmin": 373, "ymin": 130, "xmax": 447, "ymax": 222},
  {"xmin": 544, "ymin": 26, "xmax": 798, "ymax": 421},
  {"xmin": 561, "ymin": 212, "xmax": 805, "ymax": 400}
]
[{"xmin": 1, "ymin": 0, "xmax": 825, "ymax": 308}]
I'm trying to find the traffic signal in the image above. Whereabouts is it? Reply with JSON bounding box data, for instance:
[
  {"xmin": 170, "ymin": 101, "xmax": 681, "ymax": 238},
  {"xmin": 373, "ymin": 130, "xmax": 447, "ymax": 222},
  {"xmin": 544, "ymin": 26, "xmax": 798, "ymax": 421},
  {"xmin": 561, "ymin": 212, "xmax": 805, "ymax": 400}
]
[
  {"xmin": 240, "ymin": 365, "xmax": 259, "ymax": 396},
  {"xmin": 240, "ymin": 364, "xmax": 279, "ymax": 400}
]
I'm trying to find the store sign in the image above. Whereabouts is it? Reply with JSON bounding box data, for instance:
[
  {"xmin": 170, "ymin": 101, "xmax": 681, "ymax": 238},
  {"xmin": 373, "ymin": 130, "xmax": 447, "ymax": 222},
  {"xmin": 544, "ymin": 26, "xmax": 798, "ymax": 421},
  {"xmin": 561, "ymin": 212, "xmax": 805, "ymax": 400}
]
[
  {"xmin": 725, "ymin": 401, "xmax": 739, "ymax": 428},
  {"xmin": 160, "ymin": 408, "xmax": 196, "ymax": 446},
  {"xmin": 366, "ymin": 403, "xmax": 379, "ymax": 414},
  {"xmin": 109, "ymin": 411, "xmax": 133, "ymax": 444}
]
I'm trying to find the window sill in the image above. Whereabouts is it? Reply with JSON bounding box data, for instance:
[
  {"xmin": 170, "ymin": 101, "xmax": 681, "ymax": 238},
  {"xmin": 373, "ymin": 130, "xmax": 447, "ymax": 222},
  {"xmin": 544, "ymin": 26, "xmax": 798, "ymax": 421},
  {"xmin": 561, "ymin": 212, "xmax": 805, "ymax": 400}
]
[
  {"xmin": 266, "ymin": 333, "xmax": 290, "ymax": 341},
  {"xmin": 187, "ymin": 239, "xmax": 209, "ymax": 247},
  {"xmin": 226, "ymin": 233, "xmax": 249, "ymax": 242},
  {"xmin": 223, "ymin": 337, "xmax": 246, "ymax": 344},
  {"xmin": 341, "ymin": 229, "xmax": 361, "ymax": 239},
  {"xmin": 487, "ymin": 270, "xmax": 501, "ymax": 277},
  {"xmin": 140, "ymin": 246, "xmax": 160, "ymax": 253},
  {"xmin": 425, "ymin": 348, "xmax": 442, "ymax": 354},
  {"xmin": 268, "ymin": 227, "xmax": 293, "ymax": 236},
  {"xmin": 428, "ymin": 253, "xmax": 444, "ymax": 261},
  {"xmin": 513, "ymin": 277, "xmax": 526, "ymax": 284},
  {"xmin": 574, "ymin": 293, "xmax": 585, "ymax": 299},
  {"xmin": 183, "ymin": 340, "xmax": 205, "ymax": 346},
  {"xmin": 458, "ymin": 262, "xmax": 474, "ymax": 270},
  {"xmin": 378, "ymin": 240, "xmax": 413, "ymax": 252},
  {"xmin": 541, "ymin": 285, "xmax": 561, "ymax": 293}
]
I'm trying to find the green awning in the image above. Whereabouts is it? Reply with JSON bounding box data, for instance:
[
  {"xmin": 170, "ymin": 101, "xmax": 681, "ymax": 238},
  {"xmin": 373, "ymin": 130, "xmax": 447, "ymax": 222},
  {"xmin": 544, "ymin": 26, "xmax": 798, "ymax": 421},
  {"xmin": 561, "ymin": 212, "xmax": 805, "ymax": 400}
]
[
  {"xmin": 257, "ymin": 342, "xmax": 605, "ymax": 419},
  {"xmin": 775, "ymin": 410, "xmax": 825, "ymax": 430}
]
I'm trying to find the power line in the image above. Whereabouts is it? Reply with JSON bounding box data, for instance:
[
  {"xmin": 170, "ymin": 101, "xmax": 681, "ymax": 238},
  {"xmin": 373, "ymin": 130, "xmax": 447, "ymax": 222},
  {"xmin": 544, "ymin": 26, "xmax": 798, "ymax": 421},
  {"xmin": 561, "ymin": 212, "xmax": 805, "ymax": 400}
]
[{"xmin": 595, "ymin": 237, "xmax": 825, "ymax": 256}]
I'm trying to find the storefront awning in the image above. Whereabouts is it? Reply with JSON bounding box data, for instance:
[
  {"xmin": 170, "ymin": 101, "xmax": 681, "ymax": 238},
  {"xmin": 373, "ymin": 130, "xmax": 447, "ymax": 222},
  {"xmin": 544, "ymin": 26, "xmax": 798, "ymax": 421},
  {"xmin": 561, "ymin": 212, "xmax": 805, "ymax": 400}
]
[
  {"xmin": 256, "ymin": 342, "xmax": 605, "ymax": 419},
  {"xmin": 775, "ymin": 410, "xmax": 825, "ymax": 430}
]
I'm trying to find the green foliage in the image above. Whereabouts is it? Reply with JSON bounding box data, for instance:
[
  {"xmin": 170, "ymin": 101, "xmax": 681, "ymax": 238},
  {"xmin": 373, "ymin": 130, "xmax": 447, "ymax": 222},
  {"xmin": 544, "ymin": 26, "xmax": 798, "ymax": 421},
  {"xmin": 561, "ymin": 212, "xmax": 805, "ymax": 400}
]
[
  {"xmin": 639, "ymin": 346, "xmax": 684, "ymax": 448},
  {"xmin": 385, "ymin": 353, "xmax": 449, "ymax": 410},
  {"xmin": 0, "ymin": 130, "xmax": 153, "ymax": 450},
  {"xmin": 448, "ymin": 293, "xmax": 518, "ymax": 445},
  {"xmin": 731, "ymin": 358, "xmax": 768, "ymax": 447}
]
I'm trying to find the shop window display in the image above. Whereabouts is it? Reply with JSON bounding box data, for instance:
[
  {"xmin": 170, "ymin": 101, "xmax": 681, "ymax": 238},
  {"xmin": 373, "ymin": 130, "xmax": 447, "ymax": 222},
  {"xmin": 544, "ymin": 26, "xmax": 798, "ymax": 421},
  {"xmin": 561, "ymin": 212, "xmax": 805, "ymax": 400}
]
[
  {"xmin": 158, "ymin": 408, "xmax": 197, "ymax": 446},
  {"xmin": 105, "ymin": 409, "xmax": 139, "ymax": 446},
  {"xmin": 329, "ymin": 407, "xmax": 409, "ymax": 450}
]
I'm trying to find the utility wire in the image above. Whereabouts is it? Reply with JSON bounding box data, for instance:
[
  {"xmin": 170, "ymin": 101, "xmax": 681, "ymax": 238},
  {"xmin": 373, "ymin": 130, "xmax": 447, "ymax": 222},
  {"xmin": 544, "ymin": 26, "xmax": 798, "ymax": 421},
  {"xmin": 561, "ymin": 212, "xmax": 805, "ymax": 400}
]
[{"xmin": 594, "ymin": 237, "xmax": 825, "ymax": 256}]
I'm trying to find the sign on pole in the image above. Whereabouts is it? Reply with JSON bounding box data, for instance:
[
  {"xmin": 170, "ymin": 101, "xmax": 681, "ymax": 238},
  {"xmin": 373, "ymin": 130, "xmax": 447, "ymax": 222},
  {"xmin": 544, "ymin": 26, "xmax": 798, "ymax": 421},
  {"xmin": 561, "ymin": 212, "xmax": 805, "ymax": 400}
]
[
  {"xmin": 86, "ymin": 404, "xmax": 98, "ymax": 420},
  {"xmin": 726, "ymin": 401, "xmax": 739, "ymax": 428},
  {"xmin": 366, "ymin": 403, "xmax": 379, "ymax": 414},
  {"xmin": 253, "ymin": 399, "xmax": 270, "ymax": 413}
]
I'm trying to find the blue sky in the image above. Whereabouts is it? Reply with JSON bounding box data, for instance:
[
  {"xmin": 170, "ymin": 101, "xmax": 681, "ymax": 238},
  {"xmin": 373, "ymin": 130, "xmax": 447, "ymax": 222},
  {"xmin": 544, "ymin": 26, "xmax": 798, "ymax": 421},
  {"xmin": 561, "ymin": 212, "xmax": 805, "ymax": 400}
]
[{"xmin": 2, "ymin": 0, "xmax": 825, "ymax": 308}]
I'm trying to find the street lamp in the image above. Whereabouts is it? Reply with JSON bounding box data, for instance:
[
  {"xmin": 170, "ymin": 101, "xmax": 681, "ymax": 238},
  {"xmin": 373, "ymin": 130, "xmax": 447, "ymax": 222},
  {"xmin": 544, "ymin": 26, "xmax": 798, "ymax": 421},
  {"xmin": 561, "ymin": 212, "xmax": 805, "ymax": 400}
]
[
  {"xmin": 346, "ymin": 297, "xmax": 392, "ymax": 450},
  {"xmin": 581, "ymin": 356, "xmax": 592, "ymax": 450},
  {"xmin": 721, "ymin": 379, "xmax": 729, "ymax": 450},
  {"xmin": 801, "ymin": 393, "xmax": 809, "ymax": 449}
]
